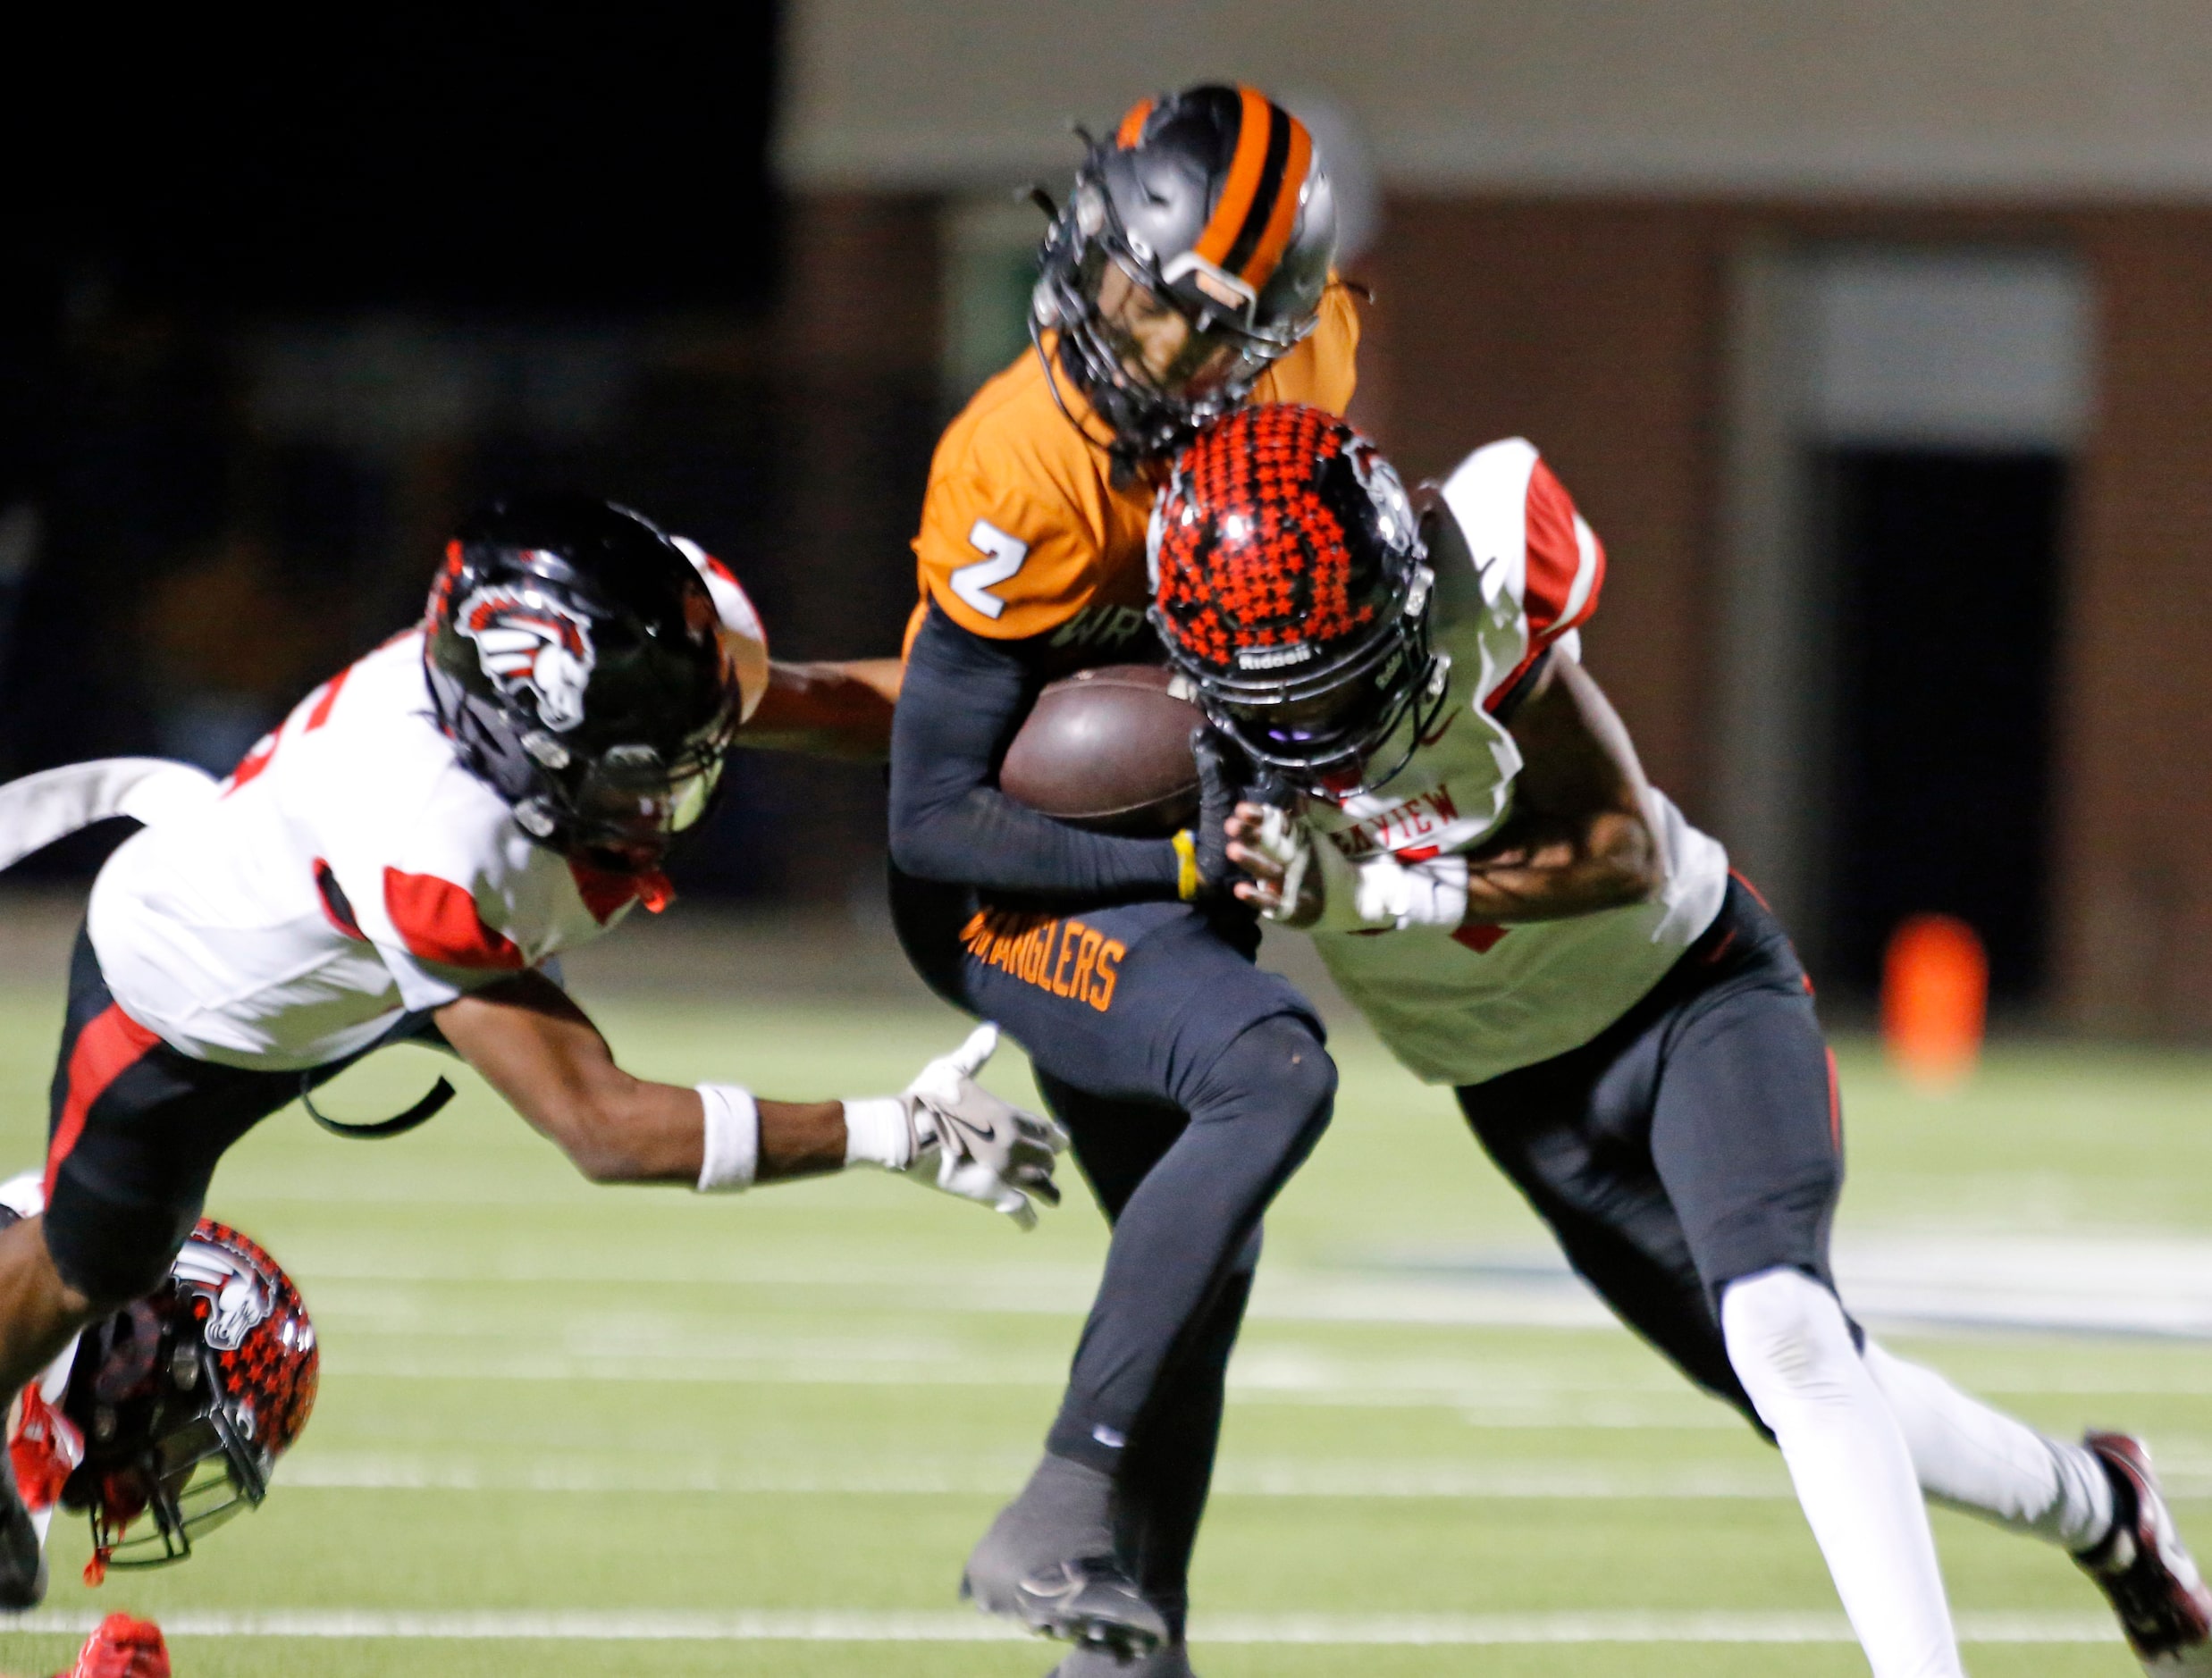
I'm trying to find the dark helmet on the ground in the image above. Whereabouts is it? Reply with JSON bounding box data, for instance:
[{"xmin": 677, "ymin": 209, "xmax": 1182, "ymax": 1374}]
[
  {"xmin": 424, "ymin": 495, "xmax": 742, "ymax": 869},
  {"xmin": 3, "ymin": 1218, "xmax": 319, "ymax": 1579},
  {"xmin": 1148, "ymin": 404, "xmax": 1449, "ymax": 797},
  {"xmin": 1032, "ymin": 83, "xmax": 1340, "ymax": 465}
]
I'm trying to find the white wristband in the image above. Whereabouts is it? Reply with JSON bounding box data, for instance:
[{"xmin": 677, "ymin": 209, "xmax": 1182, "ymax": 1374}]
[
  {"xmin": 842, "ymin": 1096, "xmax": 914, "ymax": 1170},
  {"xmin": 695, "ymin": 1084, "xmax": 760, "ymax": 1192}
]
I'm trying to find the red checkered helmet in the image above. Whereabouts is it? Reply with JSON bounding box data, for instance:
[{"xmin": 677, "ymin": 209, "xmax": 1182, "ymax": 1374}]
[
  {"xmin": 1148, "ymin": 404, "xmax": 1449, "ymax": 795},
  {"xmin": 54, "ymin": 1220, "xmax": 318, "ymax": 1576}
]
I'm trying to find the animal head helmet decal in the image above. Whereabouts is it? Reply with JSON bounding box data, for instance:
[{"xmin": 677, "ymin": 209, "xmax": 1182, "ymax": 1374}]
[{"xmin": 456, "ymin": 578, "xmax": 596, "ymax": 733}]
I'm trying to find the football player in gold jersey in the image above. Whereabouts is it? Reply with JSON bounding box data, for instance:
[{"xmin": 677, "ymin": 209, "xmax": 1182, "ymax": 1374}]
[{"xmin": 887, "ymin": 86, "xmax": 1352, "ymax": 1673}]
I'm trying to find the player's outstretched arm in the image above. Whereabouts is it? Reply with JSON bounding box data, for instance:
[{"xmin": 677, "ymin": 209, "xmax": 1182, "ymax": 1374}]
[
  {"xmin": 433, "ymin": 975, "xmax": 1065, "ymax": 1223},
  {"xmin": 736, "ymin": 658, "xmax": 904, "ymax": 759}
]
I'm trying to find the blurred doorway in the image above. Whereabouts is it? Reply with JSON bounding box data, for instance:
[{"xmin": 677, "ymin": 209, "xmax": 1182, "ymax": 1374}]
[{"xmin": 1719, "ymin": 247, "xmax": 2090, "ymax": 1003}]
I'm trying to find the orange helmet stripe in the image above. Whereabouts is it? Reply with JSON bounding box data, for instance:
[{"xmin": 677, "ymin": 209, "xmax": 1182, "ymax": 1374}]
[
  {"xmin": 1236, "ymin": 112, "xmax": 1314, "ymax": 289},
  {"xmin": 1190, "ymin": 86, "xmax": 1277, "ymax": 272},
  {"xmin": 1115, "ymin": 97, "xmax": 1154, "ymax": 148}
]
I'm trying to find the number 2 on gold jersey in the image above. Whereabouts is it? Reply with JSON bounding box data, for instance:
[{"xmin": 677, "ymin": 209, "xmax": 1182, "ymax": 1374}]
[{"xmin": 949, "ymin": 519, "xmax": 1030, "ymax": 620}]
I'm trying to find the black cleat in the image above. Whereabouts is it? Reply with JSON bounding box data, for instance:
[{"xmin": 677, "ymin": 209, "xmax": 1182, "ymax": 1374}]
[
  {"xmin": 963, "ymin": 1452, "xmax": 1169, "ymax": 1658},
  {"xmin": 0, "ymin": 1467, "xmax": 46, "ymax": 1610},
  {"xmin": 1049, "ymin": 1638, "xmax": 1199, "ymax": 1675},
  {"xmin": 964, "ymin": 1553, "xmax": 1168, "ymax": 1660},
  {"xmin": 2075, "ymin": 1432, "xmax": 2212, "ymax": 1673}
]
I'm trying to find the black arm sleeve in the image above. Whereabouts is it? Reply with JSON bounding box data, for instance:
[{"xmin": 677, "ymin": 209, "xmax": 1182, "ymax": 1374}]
[{"xmin": 888, "ymin": 603, "xmax": 1182, "ymax": 901}]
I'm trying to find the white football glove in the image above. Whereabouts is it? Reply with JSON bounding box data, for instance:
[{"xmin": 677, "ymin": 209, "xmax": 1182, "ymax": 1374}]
[
  {"xmin": 1312, "ymin": 845, "xmax": 1471, "ymax": 931},
  {"xmin": 1245, "ymin": 804, "xmax": 1470, "ymax": 933},
  {"xmin": 899, "ymin": 1024, "xmax": 1068, "ymax": 1230}
]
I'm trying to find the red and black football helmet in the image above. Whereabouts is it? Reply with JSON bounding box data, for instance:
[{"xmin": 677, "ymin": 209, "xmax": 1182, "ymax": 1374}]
[
  {"xmin": 16, "ymin": 1221, "xmax": 319, "ymax": 1577},
  {"xmin": 424, "ymin": 495, "xmax": 743, "ymax": 871},
  {"xmin": 1032, "ymin": 84, "xmax": 1340, "ymax": 466},
  {"xmin": 1148, "ymin": 404, "xmax": 1449, "ymax": 797}
]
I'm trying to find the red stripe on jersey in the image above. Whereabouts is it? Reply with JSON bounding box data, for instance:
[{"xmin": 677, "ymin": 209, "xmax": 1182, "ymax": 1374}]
[
  {"xmin": 223, "ymin": 732, "xmax": 279, "ymax": 795},
  {"xmin": 303, "ymin": 666, "xmax": 351, "ymax": 732},
  {"xmin": 1522, "ymin": 458, "xmax": 1603, "ymax": 642},
  {"xmin": 1824, "ymin": 1045, "xmax": 1842, "ymax": 1151},
  {"xmin": 383, "ymin": 870, "xmax": 526, "ymax": 969},
  {"xmin": 45, "ymin": 1004, "xmax": 163, "ymax": 1201}
]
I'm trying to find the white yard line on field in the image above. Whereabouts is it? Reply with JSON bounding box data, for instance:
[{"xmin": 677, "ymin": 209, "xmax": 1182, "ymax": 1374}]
[
  {"xmin": 0, "ymin": 1608, "xmax": 2120, "ymax": 1645},
  {"xmin": 287, "ymin": 1230, "xmax": 2212, "ymax": 1339},
  {"xmin": 275, "ymin": 1456, "xmax": 1799, "ymax": 1499}
]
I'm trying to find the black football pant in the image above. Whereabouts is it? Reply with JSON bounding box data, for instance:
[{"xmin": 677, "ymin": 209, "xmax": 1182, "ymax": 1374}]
[
  {"xmin": 1036, "ymin": 1072, "xmax": 1263, "ymax": 1640},
  {"xmin": 1455, "ymin": 877, "xmax": 1846, "ymax": 1428},
  {"xmin": 43, "ymin": 927, "xmax": 449, "ymax": 1304},
  {"xmin": 891, "ymin": 873, "xmax": 1335, "ymax": 1632}
]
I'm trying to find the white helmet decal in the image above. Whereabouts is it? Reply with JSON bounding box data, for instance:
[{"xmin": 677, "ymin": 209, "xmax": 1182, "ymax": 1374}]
[
  {"xmin": 171, "ymin": 1238, "xmax": 277, "ymax": 1354},
  {"xmin": 457, "ymin": 579, "xmax": 597, "ymax": 733}
]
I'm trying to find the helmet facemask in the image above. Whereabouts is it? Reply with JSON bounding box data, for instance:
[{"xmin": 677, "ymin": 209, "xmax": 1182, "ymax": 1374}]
[
  {"xmin": 84, "ymin": 1338, "xmax": 271, "ymax": 1571},
  {"xmin": 1030, "ymin": 86, "xmax": 1339, "ymax": 467},
  {"xmin": 424, "ymin": 500, "xmax": 745, "ymax": 872},
  {"xmin": 1039, "ymin": 174, "xmax": 1316, "ymax": 463},
  {"xmin": 1155, "ymin": 566, "xmax": 1451, "ymax": 800},
  {"xmin": 1149, "ymin": 405, "xmax": 1451, "ymax": 801},
  {"xmin": 60, "ymin": 1222, "xmax": 316, "ymax": 1580}
]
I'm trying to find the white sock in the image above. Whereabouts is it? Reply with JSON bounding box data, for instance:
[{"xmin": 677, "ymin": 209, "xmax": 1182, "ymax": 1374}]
[
  {"xmin": 1863, "ymin": 1339, "xmax": 2114, "ymax": 1552},
  {"xmin": 1721, "ymin": 1268, "xmax": 1964, "ymax": 1678}
]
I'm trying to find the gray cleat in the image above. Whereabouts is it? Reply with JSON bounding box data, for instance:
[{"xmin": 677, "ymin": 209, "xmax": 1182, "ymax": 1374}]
[{"xmin": 963, "ymin": 1454, "xmax": 1169, "ymax": 1660}]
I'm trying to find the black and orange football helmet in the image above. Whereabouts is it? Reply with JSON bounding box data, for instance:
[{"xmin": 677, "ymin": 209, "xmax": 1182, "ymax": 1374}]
[
  {"xmin": 1148, "ymin": 404, "xmax": 1448, "ymax": 797},
  {"xmin": 1033, "ymin": 84, "xmax": 1340, "ymax": 464}
]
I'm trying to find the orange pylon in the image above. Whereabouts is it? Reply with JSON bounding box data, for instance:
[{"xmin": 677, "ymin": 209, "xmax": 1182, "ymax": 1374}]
[{"xmin": 1881, "ymin": 914, "xmax": 1987, "ymax": 1091}]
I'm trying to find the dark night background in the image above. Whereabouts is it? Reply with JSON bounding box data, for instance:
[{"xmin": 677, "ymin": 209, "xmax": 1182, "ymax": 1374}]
[{"xmin": 0, "ymin": 6, "xmax": 933, "ymax": 904}]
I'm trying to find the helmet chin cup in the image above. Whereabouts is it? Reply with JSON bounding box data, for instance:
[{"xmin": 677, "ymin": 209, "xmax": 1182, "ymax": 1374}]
[{"xmin": 514, "ymin": 798, "xmax": 559, "ymax": 839}]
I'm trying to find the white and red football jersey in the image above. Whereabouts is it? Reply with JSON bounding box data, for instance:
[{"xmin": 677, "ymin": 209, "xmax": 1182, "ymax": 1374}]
[
  {"xmin": 86, "ymin": 630, "xmax": 664, "ymax": 1070},
  {"xmin": 72, "ymin": 541, "xmax": 767, "ymax": 1073},
  {"xmin": 1303, "ymin": 439, "xmax": 1729, "ymax": 1087}
]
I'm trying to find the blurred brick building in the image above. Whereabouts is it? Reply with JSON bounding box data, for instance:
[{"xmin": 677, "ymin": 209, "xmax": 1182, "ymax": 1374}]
[{"xmin": 775, "ymin": 0, "xmax": 2212, "ymax": 1032}]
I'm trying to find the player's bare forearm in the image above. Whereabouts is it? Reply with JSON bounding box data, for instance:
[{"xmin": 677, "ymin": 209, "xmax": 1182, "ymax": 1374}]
[
  {"xmin": 1456, "ymin": 806, "xmax": 1658, "ymax": 922},
  {"xmin": 1474, "ymin": 655, "xmax": 1661, "ymax": 919},
  {"xmin": 434, "ymin": 974, "xmax": 848, "ymax": 1184},
  {"xmin": 736, "ymin": 658, "xmax": 903, "ymax": 759}
]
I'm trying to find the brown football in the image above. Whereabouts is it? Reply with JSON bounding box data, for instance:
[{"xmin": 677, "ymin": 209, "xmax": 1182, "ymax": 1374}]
[{"xmin": 999, "ymin": 664, "xmax": 1203, "ymax": 835}]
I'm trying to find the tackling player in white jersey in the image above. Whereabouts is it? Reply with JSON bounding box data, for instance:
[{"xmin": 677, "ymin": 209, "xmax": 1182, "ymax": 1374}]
[
  {"xmin": 0, "ymin": 496, "xmax": 1065, "ymax": 1613},
  {"xmin": 1149, "ymin": 404, "xmax": 2212, "ymax": 1678}
]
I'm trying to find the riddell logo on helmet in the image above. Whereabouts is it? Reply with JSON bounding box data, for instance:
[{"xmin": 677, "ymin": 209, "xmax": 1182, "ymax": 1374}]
[
  {"xmin": 1237, "ymin": 642, "xmax": 1315, "ymax": 670},
  {"xmin": 458, "ymin": 584, "xmax": 596, "ymax": 733},
  {"xmin": 172, "ymin": 1239, "xmax": 278, "ymax": 1353}
]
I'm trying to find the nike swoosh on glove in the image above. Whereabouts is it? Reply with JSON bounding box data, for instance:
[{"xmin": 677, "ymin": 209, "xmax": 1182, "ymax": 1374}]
[{"xmin": 902, "ymin": 1024, "xmax": 1069, "ymax": 1229}]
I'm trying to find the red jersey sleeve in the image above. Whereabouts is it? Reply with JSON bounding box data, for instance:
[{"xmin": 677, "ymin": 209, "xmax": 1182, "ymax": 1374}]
[{"xmin": 1520, "ymin": 457, "xmax": 1605, "ymax": 650}]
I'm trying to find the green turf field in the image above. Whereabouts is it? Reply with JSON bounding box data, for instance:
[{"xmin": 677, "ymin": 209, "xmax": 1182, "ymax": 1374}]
[{"xmin": 0, "ymin": 971, "xmax": 2206, "ymax": 1676}]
